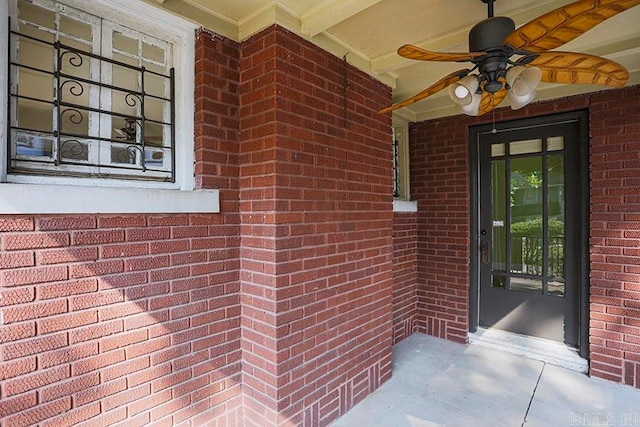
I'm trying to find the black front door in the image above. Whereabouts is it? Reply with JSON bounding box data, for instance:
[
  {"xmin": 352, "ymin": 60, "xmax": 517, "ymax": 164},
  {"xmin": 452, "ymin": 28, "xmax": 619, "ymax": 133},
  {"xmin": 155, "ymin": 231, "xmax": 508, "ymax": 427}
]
[{"xmin": 471, "ymin": 112, "xmax": 587, "ymax": 348}]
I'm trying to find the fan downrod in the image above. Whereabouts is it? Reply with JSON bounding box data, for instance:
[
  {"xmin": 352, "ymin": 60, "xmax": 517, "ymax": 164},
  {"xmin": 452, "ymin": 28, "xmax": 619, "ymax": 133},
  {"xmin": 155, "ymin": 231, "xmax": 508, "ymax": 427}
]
[{"xmin": 480, "ymin": 0, "xmax": 496, "ymax": 18}]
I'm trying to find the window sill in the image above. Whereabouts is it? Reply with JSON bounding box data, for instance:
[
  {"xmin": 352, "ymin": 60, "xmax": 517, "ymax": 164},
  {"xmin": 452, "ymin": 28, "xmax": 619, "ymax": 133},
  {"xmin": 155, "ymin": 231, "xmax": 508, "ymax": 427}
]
[
  {"xmin": 0, "ymin": 183, "xmax": 219, "ymax": 214},
  {"xmin": 393, "ymin": 199, "xmax": 418, "ymax": 213}
]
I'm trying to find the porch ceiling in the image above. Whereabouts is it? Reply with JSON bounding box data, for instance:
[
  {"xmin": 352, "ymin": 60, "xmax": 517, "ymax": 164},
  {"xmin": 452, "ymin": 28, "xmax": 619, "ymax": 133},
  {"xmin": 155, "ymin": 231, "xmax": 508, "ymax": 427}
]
[{"xmin": 149, "ymin": 0, "xmax": 640, "ymax": 121}]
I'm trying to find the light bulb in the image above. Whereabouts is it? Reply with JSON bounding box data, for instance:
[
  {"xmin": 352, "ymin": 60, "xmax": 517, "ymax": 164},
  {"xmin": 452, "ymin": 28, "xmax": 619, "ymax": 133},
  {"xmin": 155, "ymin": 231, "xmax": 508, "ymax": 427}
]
[{"xmin": 454, "ymin": 85, "xmax": 469, "ymax": 99}]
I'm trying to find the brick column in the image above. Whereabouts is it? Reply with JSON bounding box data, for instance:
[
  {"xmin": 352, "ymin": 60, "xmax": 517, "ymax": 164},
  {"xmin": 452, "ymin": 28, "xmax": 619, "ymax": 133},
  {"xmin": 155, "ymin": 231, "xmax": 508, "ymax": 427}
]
[{"xmin": 239, "ymin": 25, "xmax": 394, "ymax": 426}]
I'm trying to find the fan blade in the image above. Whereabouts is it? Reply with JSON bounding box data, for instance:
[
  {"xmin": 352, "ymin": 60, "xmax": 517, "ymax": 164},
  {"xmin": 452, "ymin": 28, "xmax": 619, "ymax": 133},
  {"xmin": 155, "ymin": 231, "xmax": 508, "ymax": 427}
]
[
  {"xmin": 398, "ymin": 44, "xmax": 484, "ymax": 62},
  {"xmin": 504, "ymin": 0, "xmax": 640, "ymax": 52},
  {"xmin": 379, "ymin": 69, "xmax": 470, "ymax": 114},
  {"xmin": 527, "ymin": 51, "xmax": 629, "ymax": 87},
  {"xmin": 478, "ymin": 86, "xmax": 507, "ymax": 116}
]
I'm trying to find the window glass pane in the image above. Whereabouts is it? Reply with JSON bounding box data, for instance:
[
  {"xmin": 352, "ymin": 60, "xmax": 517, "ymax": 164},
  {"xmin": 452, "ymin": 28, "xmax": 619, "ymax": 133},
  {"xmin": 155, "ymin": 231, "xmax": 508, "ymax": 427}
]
[
  {"xmin": 144, "ymin": 122, "xmax": 164, "ymax": 147},
  {"xmin": 145, "ymin": 98, "xmax": 165, "ymax": 123},
  {"xmin": 111, "ymin": 94, "xmax": 139, "ymax": 132},
  {"xmin": 510, "ymin": 156, "xmax": 543, "ymax": 276},
  {"xmin": 59, "ymin": 39, "xmax": 91, "ymax": 79},
  {"xmin": 59, "ymin": 103, "xmax": 89, "ymax": 135},
  {"xmin": 18, "ymin": 0, "xmax": 54, "ymax": 29},
  {"xmin": 142, "ymin": 42, "xmax": 164, "ymax": 63},
  {"xmin": 113, "ymin": 32, "xmax": 139, "ymax": 55},
  {"xmin": 17, "ymin": 98, "xmax": 53, "ymax": 132},
  {"xmin": 16, "ymin": 133, "xmax": 53, "ymax": 158},
  {"xmin": 111, "ymin": 143, "xmax": 138, "ymax": 165},
  {"xmin": 144, "ymin": 67, "xmax": 168, "ymax": 98},
  {"xmin": 145, "ymin": 148, "xmax": 165, "ymax": 169},
  {"xmin": 17, "ymin": 24, "xmax": 55, "ymax": 72},
  {"xmin": 60, "ymin": 140, "xmax": 89, "ymax": 161},
  {"xmin": 17, "ymin": 67, "xmax": 53, "ymax": 101},
  {"xmin": 60, "ymin": 16, "xmax": 92, "ymax": 42},
  {"xmin": 144, "ymin": 61, "xmax": 167, "ymax": 75},
  {"xmin": 510, "ymin": 139, "xmax": 542, "ymax": 155},
  {"xmin": 112, "ymin": 54, "xmax": 140, "ymax": 91},
  {"xmin": 112, "ymin": 117, "xmax": 138, "ymax": 142}
]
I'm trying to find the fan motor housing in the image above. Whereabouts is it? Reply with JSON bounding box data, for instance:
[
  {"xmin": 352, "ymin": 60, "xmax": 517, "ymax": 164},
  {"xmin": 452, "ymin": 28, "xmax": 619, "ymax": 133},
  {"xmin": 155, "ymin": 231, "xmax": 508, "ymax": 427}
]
[{"xmin": 469, "ymin": 16, "xmax": 515, "ymax": 51}]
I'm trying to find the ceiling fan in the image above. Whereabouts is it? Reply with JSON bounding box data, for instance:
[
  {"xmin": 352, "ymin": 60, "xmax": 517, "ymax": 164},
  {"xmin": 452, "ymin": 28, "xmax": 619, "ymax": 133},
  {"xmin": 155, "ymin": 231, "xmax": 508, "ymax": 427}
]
[{"xmin": 380, "ymin": 0, "xmax": 639, "ymax": 116}]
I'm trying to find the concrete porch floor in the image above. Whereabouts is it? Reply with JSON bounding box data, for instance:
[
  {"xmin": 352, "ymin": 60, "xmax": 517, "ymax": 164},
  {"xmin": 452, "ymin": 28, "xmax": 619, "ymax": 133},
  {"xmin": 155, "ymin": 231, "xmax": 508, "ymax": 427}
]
[{"xmin": 331, "ymin": 333, "xmax": 640, "ymax": 427}]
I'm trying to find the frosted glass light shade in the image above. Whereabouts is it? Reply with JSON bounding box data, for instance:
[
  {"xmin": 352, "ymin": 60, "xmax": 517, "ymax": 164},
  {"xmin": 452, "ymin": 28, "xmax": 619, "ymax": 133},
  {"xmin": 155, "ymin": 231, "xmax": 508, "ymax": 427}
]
[
  {"xmin": 459, "ymin": 92, "xmax": 482, "ymax": 116},
  {"xmin": 448, "ymin": 75, "xmax": 480, "ymax": 106},
  {"xmin": 506, "ymin": 65, "xmax": 542, "ymax": 97},
  {"xmin": 507, "ymin": 89, "xmax": 537, "ymax": 110}
]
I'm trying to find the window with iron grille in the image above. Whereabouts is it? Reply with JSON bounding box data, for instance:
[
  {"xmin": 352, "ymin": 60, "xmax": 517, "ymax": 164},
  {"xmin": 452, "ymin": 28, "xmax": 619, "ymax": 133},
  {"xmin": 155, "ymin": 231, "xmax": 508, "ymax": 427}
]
[
  {"xmin": 7, "ymin": 0, "xmax": 175, "ymax": 182},
  {"xmin": 392, "ymin": 121, "xmax": 409, "ymax": 200},
  {"xmin": 392, "ymin": 129, "xmax": 400, "ymax": 198}
]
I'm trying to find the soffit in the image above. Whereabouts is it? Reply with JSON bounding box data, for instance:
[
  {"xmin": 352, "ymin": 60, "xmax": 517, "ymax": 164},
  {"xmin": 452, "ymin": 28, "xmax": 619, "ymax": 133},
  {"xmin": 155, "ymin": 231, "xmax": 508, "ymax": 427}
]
[{"xmin": 149, "ymin": 0, "xmax": 640, "ymax": 121}]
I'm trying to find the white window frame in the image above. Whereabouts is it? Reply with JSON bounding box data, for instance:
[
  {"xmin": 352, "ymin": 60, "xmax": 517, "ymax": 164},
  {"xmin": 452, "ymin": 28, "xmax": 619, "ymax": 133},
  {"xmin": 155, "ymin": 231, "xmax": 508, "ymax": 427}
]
[
  {"xmin": 0, "ymin": 0, "xmax": 220, "ymax": 214},
  {"xmin": 392, "ymin": 116, "xmax": 417, "ymax": 212},
  {"xmin": 392, "ymin": 117, "xmax": 410, "ymax": 200}
]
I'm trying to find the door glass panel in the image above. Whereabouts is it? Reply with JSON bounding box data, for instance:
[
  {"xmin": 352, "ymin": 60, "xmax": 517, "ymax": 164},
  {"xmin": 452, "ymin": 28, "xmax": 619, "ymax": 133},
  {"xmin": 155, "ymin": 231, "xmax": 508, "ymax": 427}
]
[
  {"xmin": 492, "ymin": 143, "xmax": 505, "ymax": 157},
  {"xmin": 492, "ymin": 273, "xmax": 507, "ymax": 289},
  {"xmin": 548, "ymin": 152, "xmax": 566, "ymax": 296},
  {"xmin": 510, "ymin": 139, "xmax": 542, "ymax": 155},
  {"xmin": 510, "ymin": 277, "xmax": 543, "ymax": 294},
  {"xmin": 492, "ymin": 159, "xmax": 506, "ymax": 276},
  {"xmin": 548, "ymin": 136, "xmax": 564, "ymax": 152},
  {"xmin": 510, "ymin": 156, "xmax": 543, "ymax": 276}
]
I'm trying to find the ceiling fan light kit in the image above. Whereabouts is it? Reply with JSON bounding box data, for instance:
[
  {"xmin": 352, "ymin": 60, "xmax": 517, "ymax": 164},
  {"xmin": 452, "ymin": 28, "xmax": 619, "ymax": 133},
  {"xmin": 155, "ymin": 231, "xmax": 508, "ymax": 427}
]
[{"xmin": 380, "ymin": 0, "xmax": 639, "ymax": 117}]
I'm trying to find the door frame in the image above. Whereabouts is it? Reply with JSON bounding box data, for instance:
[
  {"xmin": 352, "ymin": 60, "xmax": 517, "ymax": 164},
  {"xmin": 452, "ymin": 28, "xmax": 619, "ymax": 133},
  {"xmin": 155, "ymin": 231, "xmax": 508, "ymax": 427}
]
[{"xmin": 468, "ymin": 110, "xmax": 590, "ymax": 358}]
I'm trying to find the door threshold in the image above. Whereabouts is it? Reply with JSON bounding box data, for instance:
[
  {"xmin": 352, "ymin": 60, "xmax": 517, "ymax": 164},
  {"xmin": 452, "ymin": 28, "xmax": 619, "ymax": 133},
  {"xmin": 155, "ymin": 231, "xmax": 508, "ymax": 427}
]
[{"xmin": 468, "ymin": 327, "xmax": 588, "ymax": 373}]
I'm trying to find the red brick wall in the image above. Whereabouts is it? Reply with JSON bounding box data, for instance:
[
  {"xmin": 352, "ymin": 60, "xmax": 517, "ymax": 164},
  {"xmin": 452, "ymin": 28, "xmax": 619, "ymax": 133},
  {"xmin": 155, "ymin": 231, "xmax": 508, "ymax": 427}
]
[
  {"xmin": 238, "ymin": 26, "xmax": 393, "ymax": 427},
  {"xmin": 410, "ymin": 118, "xmax": 470, "ymax": 343},
  {"xmin": 589, "ymin": 86, "xmax": 640, "ymax": 387},
  {"xmin": 392, "ymin": 212, "xmax": 418, "ymax": 344},
  {"xmin": 410, "ymin": 84, "xmax": 640, "ymax": 387},
  {"xmin": 0, "ymin": 30, "xmax": 243, "ymax": 426}
]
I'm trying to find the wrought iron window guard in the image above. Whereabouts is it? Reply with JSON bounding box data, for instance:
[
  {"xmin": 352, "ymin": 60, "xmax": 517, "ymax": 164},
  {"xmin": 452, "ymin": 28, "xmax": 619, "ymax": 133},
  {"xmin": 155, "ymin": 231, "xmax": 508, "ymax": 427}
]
[
  {"xmin": 392, "ymin": 136, "xmax": 400, "ymax": 198},
  {"xmin": 7, "ymin": 19, "xmax": 176, "ymax": 182}
]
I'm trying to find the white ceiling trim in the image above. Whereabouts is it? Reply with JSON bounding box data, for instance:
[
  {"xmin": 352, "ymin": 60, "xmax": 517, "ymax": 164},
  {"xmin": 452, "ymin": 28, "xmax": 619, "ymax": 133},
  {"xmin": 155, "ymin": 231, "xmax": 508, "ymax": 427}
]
[
  {"xmin": 301, "ymin": 0, "xmax": 384, "ymax": 37},
  {"xmin": 233, "ymin": 2, "xmax": 397, "ymax": 89},
  {"xmin": 160, "ymin": 0, "xmax": 239, "ymax": 40},
  {"xmin": 239, "ymin": 3, "xmax": 289, "ymax": 40}
]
